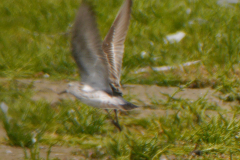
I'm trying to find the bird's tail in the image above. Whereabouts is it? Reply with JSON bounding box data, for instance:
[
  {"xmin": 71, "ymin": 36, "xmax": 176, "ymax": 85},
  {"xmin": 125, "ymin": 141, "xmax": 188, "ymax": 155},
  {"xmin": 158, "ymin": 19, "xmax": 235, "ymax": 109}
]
[{"xmin": 120, "ymin": 101, "xmax": 138, "ymax": 110}]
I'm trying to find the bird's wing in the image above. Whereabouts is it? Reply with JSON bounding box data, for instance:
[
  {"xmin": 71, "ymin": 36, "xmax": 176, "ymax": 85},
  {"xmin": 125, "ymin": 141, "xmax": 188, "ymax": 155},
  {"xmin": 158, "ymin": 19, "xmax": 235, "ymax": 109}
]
[
  {"xmin": 71, "ymin": 4, "xmax": 112, "ymax": 93},
  {"xmin": 102, "ymin": 0, "xmax": 132, "ymax": 93}
]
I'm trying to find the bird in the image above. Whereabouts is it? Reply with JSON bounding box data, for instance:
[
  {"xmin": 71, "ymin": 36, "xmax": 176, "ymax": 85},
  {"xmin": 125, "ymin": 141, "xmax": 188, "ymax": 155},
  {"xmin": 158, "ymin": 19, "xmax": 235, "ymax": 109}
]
[{"xmin": 66, "ymin": 0, "xmax": 138, "ymax": 131}]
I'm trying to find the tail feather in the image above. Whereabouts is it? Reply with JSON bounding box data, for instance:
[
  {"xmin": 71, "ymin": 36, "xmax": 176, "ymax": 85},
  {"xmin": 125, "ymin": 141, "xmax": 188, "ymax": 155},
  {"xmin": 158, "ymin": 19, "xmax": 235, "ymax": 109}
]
[{"xmin": 120, "ymin": 101, "xmax": 138, "ymax": 110}]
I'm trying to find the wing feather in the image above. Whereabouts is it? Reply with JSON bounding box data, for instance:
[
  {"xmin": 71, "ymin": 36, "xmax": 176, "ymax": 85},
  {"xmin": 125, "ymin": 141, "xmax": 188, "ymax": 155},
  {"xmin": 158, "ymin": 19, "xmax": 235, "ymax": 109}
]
[
  {"xmin": 102, "ymin": 0, "xmax": 132, "ymax": 93},
  {"xmin": 71, "ymin": 4, "xmax": 112, "ymax": 93}
]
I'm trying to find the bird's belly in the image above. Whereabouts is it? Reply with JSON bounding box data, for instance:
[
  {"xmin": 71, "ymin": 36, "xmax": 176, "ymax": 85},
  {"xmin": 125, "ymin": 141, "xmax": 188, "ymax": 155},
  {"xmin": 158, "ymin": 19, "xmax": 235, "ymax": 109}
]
[
  {"xmin": 80, "ymin": 98, "xmax": 103, "ymax": 108},
  {"xmin": 72, "ymin": 90, "xmax": 123, "ymax": 109}
]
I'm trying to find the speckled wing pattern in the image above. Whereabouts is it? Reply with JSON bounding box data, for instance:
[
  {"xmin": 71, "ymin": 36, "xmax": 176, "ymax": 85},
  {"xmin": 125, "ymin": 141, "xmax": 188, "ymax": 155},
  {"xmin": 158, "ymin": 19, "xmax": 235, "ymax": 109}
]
[{"xmin": 102, "ymin": 0, "xmax": 132, "ymax": 94}]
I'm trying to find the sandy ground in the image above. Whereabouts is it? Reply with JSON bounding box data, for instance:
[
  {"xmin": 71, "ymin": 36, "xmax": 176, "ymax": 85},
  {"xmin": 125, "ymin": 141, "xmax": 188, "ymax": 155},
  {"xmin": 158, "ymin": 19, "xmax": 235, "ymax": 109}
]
[{"xmin": 0, "ymin": 79, "xmax": 237, "ymax": 159}]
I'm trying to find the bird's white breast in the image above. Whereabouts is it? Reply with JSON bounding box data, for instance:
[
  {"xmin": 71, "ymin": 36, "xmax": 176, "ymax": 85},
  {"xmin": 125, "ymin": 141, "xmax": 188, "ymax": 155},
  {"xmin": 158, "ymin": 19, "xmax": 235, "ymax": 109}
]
[
  {"xmin": 67, "ymin": 83, "xmax": 125, "ymax": 110},
  {"xmin": 82, "ymin": 84, "xmax": 94, "ymax": 92}
]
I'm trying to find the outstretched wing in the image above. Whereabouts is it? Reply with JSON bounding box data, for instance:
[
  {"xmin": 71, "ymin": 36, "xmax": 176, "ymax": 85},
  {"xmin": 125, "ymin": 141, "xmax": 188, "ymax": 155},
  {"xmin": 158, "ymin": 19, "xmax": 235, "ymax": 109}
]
[
  {"xmin": 71, "ymin": 4, "xmax": 112, "ymax": 93},
  {"xmin": 102, "ymin": 0, "xmax": 132, "ymax": 93}
]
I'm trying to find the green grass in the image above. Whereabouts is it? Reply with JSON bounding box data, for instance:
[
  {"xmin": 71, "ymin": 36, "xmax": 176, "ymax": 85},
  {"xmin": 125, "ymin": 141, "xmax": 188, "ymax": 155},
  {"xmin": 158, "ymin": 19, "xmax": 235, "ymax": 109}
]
[
  {"xmin": 0, "ymin": 0, "xmax": 240, "ymax": 159},
  {"xmin": 1, "ymin": 79, "xmax": 240, "ymax": 159},
  {"xmin": 0, "ymin": 0, "xmax": 239, "ymax": 85}
]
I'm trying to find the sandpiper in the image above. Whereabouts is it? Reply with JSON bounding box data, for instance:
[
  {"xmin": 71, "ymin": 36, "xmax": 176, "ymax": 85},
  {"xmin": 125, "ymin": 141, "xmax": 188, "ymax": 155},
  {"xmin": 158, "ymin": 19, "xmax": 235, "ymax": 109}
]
[{"xmin": 67, "ymin": 0, "xmax": 138, "ymax": 131}]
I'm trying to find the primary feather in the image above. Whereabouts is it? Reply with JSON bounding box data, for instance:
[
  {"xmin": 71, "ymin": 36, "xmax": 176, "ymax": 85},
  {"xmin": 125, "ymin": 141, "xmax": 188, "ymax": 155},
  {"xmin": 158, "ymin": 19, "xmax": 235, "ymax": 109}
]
[{"xmin": 102, "ymin": 0, "xmax": 132, "ymax": 93}]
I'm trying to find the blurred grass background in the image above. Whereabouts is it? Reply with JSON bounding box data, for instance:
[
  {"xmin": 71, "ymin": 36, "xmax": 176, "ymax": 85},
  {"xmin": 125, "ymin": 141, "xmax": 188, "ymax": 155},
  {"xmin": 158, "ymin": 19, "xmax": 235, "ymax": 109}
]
[
  {"xmin": 0, "ymin": 0, "xmax": 240, "ymax": 159},
  {"xmin": 1, "ymin": 0, "xmax": 239, "ymax": 85}
]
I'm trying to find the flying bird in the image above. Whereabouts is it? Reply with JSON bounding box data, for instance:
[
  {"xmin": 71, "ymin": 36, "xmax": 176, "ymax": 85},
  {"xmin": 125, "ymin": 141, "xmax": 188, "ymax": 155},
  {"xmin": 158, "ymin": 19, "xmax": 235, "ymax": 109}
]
[{"xmin": 67, "ymin": 0, "xmax": 138, "ymax": 131}]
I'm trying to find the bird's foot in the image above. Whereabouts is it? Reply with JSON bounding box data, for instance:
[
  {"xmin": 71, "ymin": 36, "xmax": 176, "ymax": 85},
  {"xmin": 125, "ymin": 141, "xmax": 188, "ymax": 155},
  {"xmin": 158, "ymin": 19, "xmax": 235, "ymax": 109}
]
[
  {"xmin": 111, "ymin": 119, "xmax": 122, "ymax": 132},
  {"xmin": 105, "ymin": 109, "xmax": 122, "ymax": 132}
]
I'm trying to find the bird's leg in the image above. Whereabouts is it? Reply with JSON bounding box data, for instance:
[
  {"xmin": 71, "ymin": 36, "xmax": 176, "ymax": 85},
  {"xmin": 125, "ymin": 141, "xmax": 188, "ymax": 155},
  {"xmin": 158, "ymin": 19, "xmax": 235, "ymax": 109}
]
[
  {"xmin": 113, "ymin": 109, "xmax": 122, "ymax": 131},
  {"xmin": 105, "ymin": 109, "xmax": 122, "ymax": 132},
  {"xmin": 105, "ymin": 109, "xmax": 112, "ymax": 119}
]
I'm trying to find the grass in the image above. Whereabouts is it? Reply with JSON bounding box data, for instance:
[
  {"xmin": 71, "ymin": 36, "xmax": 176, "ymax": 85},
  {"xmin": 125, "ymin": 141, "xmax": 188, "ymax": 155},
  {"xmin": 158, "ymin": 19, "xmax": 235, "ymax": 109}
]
[
  {"xmin": 1, "ymin": 0, "xmax": 239, "ymax": 85},
  {"xmin": 1, "ymin": 79, "xmax": 240, "ymax": 159},
  {"xmin": 0, "ymin": 0, "xmax": 240, "ymax": 159}
]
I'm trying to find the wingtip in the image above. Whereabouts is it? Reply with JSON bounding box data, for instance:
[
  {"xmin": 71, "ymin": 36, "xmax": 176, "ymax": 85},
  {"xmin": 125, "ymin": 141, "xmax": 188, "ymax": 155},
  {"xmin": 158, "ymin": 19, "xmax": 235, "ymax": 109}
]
[
  {"xmin": 122, "ymin": 0, "xmax": 133, "ymax": 14},
  {"xmin": 129, "ymin": 0, "xmax": 133, "ymax": 7}
]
